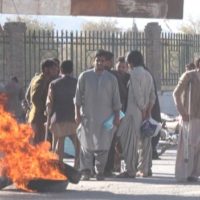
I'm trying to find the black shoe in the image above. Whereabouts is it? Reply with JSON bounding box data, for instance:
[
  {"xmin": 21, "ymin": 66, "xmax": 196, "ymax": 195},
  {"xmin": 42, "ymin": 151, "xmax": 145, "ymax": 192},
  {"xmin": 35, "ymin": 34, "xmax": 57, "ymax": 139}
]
[
  {"xmin": 59, "ymin": 162, "xmax": 81, "ymax": 184},
  {"xmin": 69, "ymin": 170, "xmax": 81, "ymax": 184},
  {"xmin": 90, "ymin": 169, "xmax": 96, "ymax": 178},
  {"xmin": 116, "ymin": 171, "xmax": 135, "ymax": 178},
  {"xmin": 148, "ymin": 170, "xmax": 153, "ymax": 177},
  {"xmin": 187, "ymin": 177, "xmax": 198, "ymax": 182},
  {"xmin": 104, "ymin": 171, "xmax": 113, "ymax": 177},
  {"xmin": 152, "ymin": 152, "xmax": 160, "ymax": 160},
  {"xmin": 96, "ymin": 173, "xmax": 105, "ymax": 181}
]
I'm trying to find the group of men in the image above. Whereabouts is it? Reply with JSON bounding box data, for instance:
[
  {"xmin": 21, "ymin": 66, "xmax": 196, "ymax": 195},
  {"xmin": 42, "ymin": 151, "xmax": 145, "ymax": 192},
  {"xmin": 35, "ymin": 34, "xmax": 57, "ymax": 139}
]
[{"xmin": 25, "ymin": 49, "xmax": 161, "ymax": 181}]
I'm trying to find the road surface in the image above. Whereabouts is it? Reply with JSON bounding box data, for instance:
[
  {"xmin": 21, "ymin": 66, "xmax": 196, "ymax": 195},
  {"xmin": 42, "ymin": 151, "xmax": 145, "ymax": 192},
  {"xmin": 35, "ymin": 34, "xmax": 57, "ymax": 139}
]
[{"xmin": 0, "ymin": 148, "xmax": 200, "ymax": 200}]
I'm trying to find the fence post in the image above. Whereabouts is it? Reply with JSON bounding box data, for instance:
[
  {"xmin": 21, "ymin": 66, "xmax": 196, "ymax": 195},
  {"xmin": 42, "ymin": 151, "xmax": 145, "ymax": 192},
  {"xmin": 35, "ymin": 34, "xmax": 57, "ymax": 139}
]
[
  {"xmin": 144, "ymin": 22, "xmax": 162, "ymax": 90},
  {"xmin": 3, "ymin": 22, "xmax": 27, "ymax": 86}
]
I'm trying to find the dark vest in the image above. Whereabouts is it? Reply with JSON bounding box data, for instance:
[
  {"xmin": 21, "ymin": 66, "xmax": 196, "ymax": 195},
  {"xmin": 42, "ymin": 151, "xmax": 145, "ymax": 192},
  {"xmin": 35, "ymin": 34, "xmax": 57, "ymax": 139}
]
[
  {"xmin": 51, "ymin": 75, "xmax": 77, "ymax": 123},
  {"xmin": 144, "ymin": 67, "xmax": 161, "ymax": 122},
  {"xmin": 110, "ymin": 70, "xmax": 130, "ymax": 112}
]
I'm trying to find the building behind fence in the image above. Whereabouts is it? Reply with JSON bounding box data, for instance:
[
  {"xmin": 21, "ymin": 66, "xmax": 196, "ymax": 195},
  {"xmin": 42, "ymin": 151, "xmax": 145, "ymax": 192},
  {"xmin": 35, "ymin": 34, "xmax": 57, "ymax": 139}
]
[{"xmin": 1, "ymin": 22, "xmax": 200, "ymax": 90}]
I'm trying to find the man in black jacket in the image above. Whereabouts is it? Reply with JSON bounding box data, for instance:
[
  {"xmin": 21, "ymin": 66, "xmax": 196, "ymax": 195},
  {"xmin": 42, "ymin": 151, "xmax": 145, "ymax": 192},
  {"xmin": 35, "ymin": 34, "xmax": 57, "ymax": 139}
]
[{"xmin": 46, "ymin": 60, "xmax": 79, "ymax": 165}]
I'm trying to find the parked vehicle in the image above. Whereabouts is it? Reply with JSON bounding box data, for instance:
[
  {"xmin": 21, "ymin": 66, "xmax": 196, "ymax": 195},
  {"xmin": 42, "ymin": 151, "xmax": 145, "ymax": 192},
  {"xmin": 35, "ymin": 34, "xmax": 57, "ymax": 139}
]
[{"xmin": 158, "ymin": 113, "xmax": 179, "ymax": 156}]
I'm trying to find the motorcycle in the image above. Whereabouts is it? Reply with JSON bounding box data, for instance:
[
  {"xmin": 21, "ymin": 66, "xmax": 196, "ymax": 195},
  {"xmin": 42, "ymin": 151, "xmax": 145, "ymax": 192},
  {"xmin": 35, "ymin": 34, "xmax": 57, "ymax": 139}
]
[{"xmin": 157, "ymin": 113, "xmax": 179, "ymax": 156}]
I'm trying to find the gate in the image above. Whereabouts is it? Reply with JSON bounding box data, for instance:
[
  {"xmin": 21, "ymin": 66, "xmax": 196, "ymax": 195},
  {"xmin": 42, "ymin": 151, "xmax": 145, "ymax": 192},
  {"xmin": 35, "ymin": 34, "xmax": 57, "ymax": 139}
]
[
  {"xmin": 161, "ymin": 33, "xmax": 200, "ymax": 86},
  {"xmin": 24, "ymin": 30, "xmax": 147, "ymax": 87},
  {"xmin": 2, "ymin": 23, "xmax": 200, "ymax": 90}
]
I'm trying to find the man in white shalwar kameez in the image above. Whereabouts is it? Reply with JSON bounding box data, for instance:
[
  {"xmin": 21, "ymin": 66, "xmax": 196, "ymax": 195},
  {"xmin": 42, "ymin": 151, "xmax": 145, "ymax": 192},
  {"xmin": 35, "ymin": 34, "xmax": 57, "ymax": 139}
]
[
  {"xmin": 117, "ymin": 50, "xmax": 155, "ymax": 178},
  {"xmin": 75, "ymin": 50, "xmax": 121, "ymax": 181},
  {"xmin": 173, "ymin": 61, "xmax": 200, "ymax": 182}
]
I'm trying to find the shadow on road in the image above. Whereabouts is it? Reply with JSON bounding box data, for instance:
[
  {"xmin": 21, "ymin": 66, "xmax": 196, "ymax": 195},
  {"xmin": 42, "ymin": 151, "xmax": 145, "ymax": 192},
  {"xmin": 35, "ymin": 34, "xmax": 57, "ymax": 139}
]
[{"xmin": 0, "ymin": 189, "xmax": 200, "ymax": 200}]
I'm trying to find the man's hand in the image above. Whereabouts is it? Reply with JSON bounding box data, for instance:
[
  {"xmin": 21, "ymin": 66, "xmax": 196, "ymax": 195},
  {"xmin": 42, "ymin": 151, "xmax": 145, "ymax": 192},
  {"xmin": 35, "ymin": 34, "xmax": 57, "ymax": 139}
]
[
  {"xmin": 142, "ymin": 109, "xmax": 147, "ymax": 121},
  {"xmin": 75, "ymin": 113, "xmax": 81, "ymax": 125},
  {"xmin": 182, "ymin": 113, "xmax": 189, "ymax": 122},
  {"xmin": 75, "ymin": 104, "xmax": 81, "ymax": 124}
]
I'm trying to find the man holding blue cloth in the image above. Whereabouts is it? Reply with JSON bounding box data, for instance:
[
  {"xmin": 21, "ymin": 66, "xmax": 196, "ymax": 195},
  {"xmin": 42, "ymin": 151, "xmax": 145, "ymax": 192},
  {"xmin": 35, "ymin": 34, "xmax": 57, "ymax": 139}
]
[{"xmin": 75, "ymin": 50, "xmax": 121, "ymax": 181}]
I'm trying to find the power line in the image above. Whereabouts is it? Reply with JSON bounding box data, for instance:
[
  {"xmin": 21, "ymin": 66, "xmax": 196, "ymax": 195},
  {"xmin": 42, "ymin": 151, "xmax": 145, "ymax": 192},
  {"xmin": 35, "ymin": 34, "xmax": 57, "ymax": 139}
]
[{"xmin": 164, "ymin": 19, "xmax": 173, "ymax": 32}]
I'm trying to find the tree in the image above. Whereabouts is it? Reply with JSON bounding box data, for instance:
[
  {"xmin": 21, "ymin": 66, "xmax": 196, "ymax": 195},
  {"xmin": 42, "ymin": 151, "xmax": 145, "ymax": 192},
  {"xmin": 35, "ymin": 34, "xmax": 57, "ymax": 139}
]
[
  {"xmin": 179, "ymin": 18, "xmax": 200, "ymax": 34},
  {"xmin": 6, "ymin": 16, "xmax": 54, "ymax": 31},
  {"xmin": 81, "ymin": 19, "xmax": 122, "ymax": 32}
]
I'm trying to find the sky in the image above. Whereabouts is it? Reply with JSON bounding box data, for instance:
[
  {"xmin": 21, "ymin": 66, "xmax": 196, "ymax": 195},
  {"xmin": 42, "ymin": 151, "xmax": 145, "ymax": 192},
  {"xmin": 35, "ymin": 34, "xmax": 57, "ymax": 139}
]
[{"xmin": 0, "ymin": 0, "xmax": 199, "ymax": 32}]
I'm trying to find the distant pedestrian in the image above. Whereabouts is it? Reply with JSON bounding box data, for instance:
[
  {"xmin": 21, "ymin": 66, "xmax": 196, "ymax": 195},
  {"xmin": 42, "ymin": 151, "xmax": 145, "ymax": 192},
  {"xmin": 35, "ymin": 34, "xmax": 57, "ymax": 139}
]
[
  {"xmin": 115, "ymin": 56, "xmax": 129, "ymax": 74},
  {"xmin": 5, "ymin": 76, "xmax": 24, "ymax": 122},
  {"xmin": 114, "ymin": 56, "xmax": 130, "ymax": 112},
  {"xmin": 52, "ymin": 57, "xmax": 61, "ymax": 77}
]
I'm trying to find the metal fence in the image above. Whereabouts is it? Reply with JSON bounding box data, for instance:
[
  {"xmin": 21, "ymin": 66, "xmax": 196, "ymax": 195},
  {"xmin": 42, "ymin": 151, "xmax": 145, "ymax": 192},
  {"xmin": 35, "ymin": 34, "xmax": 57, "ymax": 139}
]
[
  {"xmin": 0, "ymin": 32, "xmax": 8, "ymax": 84},
  {"xmin": 23, "ymin": 30, "xmax": 147, "ymax": 87},
  {"xmin": 161, "ymin": 33, "xmax": 200, "ymax": 86},
  {"xmin": 1, "ymin": 30, "xmax": 200, "ymax": 89}
]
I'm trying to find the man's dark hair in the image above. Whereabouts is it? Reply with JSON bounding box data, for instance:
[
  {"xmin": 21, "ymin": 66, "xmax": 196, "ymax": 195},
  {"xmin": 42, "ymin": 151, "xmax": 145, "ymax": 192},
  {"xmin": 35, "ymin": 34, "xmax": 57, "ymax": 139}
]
[
  {"xmin": 11, "ymin": 76, "xmax": 18, "ymax": 83},
  {"xmin": 117, "ymin": 56, "xmax": 125, "ymax": 63},
  {"xmin": 186, "ymin": 62, "xmax": 196, "ymax": 71},
  {"xmin": 94, "ymin": 49, "xmax": 107, "ymax": 58},
  {"xmin": 104, "ymin": 51, "xmax": 114, "ymax": 61},
  {"xmin": 126, "ymin": 50, "xmax": 145, "ymax": 67},
  {"xmin": 53, "ymin": 58, "xmax": 60, "ymax": 66},
  {"xmin": 41, "ymin": 59, "xmax": 56, "ymax": 72},
  {"xmin": 61, "ymin": 60, "xmax": 73, "ymax": 74},
  {"xmin": 196, "ymin": 58, "xmax": 200, "ymax": 69}
]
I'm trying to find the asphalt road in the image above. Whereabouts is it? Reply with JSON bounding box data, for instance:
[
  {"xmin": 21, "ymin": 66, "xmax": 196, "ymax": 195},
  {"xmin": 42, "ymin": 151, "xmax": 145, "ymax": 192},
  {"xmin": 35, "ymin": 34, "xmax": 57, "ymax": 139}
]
[{"xmin": 0, "ymin": 148, "xmax": 200, "ymax": 200}]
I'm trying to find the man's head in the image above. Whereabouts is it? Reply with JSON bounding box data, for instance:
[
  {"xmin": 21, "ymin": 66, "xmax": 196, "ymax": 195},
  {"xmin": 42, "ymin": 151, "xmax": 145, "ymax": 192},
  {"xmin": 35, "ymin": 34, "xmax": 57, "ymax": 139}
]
[
  {"xmin": 41, "ymin": 59, "xmax": 58, "ymax": 79},
  {"xmin": 126, "ymin": 50, "xmax": 144, "ymax": 69},
  {"xmin": 93, "ymin": 49, "xmax": 106, "ymax": 73},
  {"xmin": 196, "ymin": 58, "xmax": 200, "ymax": 69},
  {"xmin": 11, "ymin": 76, "xmax": 19, "ymax": 83},
  {"xmin": 104, "ymin": 51, "xmax": 114, "ymax": 70},
  {"xmin": 185, "ymin": 63, "xmax": 196, "ymax": 71},
  {"xmin": 53, "ymin": 58, "xmax": 60, "ymax": 67},
  {"xmin": 115, "ymin": 56, "xmax": 128, "ymax": 74},
  {"xmin": 53, "ymin": 58, "xmax": 60, "ymax": 76},
  {"xmin": 60, "ymin": 60, "xmax": 73, "ymax": 75}
]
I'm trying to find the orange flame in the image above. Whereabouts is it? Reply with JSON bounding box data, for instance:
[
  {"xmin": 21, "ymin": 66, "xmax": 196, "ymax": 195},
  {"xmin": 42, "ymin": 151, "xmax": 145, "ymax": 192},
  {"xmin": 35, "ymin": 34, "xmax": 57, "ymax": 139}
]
[{"xmin": 0, "ymin": 94, "xmax": 67, "ymax": 191}]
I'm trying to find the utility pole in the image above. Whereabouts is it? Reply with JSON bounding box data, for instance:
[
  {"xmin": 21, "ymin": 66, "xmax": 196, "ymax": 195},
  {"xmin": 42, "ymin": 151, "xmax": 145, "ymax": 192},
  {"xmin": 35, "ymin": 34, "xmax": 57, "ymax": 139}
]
[{"xmin": 132, "ymin": 18, "xmax": 138, "ymax": 32}]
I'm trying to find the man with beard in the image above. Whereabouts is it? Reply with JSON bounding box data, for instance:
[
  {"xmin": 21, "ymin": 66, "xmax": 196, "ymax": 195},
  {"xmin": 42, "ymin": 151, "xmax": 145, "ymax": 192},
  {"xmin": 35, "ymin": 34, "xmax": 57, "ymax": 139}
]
[{"xmin": 75, "ymin": 49, "xmax": 121, "ymax": 181}]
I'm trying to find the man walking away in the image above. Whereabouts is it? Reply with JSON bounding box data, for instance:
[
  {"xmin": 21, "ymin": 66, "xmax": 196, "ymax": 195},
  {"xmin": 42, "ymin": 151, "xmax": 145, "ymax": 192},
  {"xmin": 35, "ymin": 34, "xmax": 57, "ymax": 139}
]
[{"xmin": 46, "ymin": 60, "xmax": 79, "ymax": 166}]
